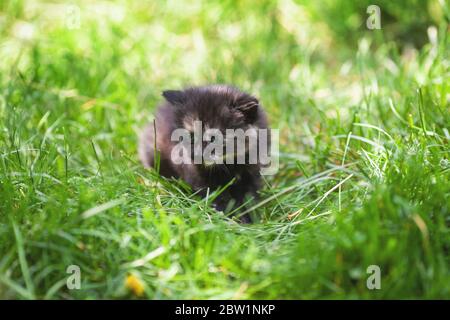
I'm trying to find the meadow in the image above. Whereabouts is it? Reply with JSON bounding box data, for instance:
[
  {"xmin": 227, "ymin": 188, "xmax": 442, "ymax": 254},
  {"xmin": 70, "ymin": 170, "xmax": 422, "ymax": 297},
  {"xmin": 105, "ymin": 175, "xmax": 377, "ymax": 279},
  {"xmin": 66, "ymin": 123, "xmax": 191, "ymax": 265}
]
[{"xmin": 0, "ymin": 0, "xmax": 448, "ymax": 299}]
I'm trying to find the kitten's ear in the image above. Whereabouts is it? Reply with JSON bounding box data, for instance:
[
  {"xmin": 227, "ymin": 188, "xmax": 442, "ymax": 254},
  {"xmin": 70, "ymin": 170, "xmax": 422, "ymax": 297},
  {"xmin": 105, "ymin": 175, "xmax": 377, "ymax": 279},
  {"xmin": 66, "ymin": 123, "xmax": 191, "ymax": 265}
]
[
  {"xmin": 235, "ymin": 98, "xmax": 259, "ymax": 122},
  {"xmin": 162, "ymin": 90, "xmax": 186, "ymax": 106}
]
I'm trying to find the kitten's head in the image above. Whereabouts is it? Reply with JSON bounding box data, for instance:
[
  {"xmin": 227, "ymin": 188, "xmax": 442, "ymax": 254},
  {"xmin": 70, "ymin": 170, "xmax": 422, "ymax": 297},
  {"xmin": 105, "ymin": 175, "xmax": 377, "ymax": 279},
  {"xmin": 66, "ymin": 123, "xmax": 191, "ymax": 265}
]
[
  {"xmin": 162, "ymin": 85, "xmax": 261, "ymax": 130},
  {"xmin": 162, "ymin": 85, "xmax": 266, "ymax": 167}
]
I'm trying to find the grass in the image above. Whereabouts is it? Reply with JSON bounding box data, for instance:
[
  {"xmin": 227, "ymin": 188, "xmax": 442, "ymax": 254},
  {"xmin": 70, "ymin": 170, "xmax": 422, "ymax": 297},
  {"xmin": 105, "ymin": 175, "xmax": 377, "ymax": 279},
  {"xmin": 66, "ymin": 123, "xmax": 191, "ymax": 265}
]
[{"xmin": 0, "ymin": 0, "xmax": 449, "ymax": 299}]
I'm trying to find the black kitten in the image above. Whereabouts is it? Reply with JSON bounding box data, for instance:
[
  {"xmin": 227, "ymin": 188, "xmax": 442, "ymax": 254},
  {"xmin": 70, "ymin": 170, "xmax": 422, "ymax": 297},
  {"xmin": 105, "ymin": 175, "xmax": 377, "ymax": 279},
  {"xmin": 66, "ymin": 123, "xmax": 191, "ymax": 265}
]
[{"xmin": 139, "ymin": 85, "xmax": 269, "ymax": 222}]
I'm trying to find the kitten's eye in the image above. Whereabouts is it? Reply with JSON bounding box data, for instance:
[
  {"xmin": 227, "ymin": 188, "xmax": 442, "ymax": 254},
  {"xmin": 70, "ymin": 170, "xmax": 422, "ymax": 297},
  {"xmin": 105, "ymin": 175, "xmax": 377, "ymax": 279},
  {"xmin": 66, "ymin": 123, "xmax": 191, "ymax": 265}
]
[{"xmin": 210, "ymin": 136, "xmax": 216, "ymax": 142}]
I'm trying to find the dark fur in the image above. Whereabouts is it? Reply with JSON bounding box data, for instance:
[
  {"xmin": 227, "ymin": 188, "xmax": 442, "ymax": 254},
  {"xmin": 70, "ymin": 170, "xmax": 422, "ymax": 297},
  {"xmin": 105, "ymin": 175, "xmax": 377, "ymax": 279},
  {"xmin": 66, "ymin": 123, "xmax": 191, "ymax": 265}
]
[{"xmin": 139, "ymin": 85, "xmax": 269, "ymax": 222}]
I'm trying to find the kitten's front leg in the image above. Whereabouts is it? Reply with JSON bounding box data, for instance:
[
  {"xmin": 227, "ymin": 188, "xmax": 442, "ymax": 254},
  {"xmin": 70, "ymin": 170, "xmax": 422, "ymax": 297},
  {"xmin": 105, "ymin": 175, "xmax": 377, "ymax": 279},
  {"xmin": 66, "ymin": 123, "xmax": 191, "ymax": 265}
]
[
  {"xmin": 211, "ymin": 190, "xmax": 233, "ymax": 213},
  {"xmin": 229, "ymin": 171, "xmax": 262, "ymax": 223}
]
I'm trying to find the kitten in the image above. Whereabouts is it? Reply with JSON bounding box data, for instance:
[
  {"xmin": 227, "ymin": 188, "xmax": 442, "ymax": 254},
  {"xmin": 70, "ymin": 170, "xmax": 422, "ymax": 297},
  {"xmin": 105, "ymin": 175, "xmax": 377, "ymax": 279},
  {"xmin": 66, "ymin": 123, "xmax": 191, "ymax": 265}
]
[{"xmin": 138, "ymin": 85, "xmax": 269, "ymax": 222}]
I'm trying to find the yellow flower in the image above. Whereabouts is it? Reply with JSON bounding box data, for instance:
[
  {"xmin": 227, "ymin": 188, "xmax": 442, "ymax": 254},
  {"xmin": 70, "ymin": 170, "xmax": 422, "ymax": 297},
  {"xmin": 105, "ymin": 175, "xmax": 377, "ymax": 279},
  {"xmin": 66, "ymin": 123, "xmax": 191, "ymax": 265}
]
[{"xmin": 125, "ymin": 274, "xmax": 145, "ymax": 297}]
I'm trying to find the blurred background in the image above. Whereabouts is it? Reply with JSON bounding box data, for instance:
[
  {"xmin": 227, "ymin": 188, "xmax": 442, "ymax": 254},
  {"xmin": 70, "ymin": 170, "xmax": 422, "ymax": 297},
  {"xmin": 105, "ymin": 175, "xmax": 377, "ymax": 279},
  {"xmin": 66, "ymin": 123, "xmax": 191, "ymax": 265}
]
[
  {"xmin": 0, "ymin": 0, "xmax": 448, "ymax": 299},
  {"xmin": 1, "ymin": 0, "xmax": 447, "ymax": 132},
  {"xmin": 0, "ymin": 0, "xmax": 447, "ymax": 182}
]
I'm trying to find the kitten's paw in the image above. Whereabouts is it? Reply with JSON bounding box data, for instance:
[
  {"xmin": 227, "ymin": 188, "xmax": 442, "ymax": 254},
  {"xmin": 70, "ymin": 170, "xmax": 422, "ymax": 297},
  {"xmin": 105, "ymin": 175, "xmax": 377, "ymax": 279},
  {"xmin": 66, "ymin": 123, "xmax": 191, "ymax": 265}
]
[
  {"xmin": 237, "ymin": 213, "xmax": 252, "ymax": 224},
  {"xmin": 211, "ymin": 202, "xmax": 224, "ymax": 213}
]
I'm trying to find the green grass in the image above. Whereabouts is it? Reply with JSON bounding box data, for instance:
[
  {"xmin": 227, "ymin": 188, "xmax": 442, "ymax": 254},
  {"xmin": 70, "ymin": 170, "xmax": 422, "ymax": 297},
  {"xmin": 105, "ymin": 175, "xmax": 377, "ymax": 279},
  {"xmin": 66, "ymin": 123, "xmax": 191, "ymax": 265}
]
[{"xmin": 0, "ymin": 0, "xmax": 449, "ymax": 299}]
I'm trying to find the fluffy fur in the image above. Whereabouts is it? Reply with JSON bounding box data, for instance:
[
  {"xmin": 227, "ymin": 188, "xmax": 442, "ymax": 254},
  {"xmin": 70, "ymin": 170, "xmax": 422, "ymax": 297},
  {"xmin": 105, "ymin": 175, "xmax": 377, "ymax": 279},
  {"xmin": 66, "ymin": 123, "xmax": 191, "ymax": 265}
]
[{"xmin": 139, "ymin": 85, "xmax": 269, "ymax": 222}]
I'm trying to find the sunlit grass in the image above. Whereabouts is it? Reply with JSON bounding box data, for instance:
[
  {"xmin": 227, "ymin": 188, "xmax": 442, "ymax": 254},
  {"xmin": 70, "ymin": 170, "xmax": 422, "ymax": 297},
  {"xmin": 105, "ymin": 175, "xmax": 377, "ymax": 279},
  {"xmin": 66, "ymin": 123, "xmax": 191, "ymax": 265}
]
[{"xmin": 0, "ymin": 0, "xmax": 448, "ymax": 299}]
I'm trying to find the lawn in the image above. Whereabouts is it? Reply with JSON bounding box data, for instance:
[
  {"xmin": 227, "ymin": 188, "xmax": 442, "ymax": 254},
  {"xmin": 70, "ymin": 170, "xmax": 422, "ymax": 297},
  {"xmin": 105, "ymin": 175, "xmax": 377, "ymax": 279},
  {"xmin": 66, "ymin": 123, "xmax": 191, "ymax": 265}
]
[{"xmin": 0, "ymin": 0, "xmax": 448, "ymax": 299}]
